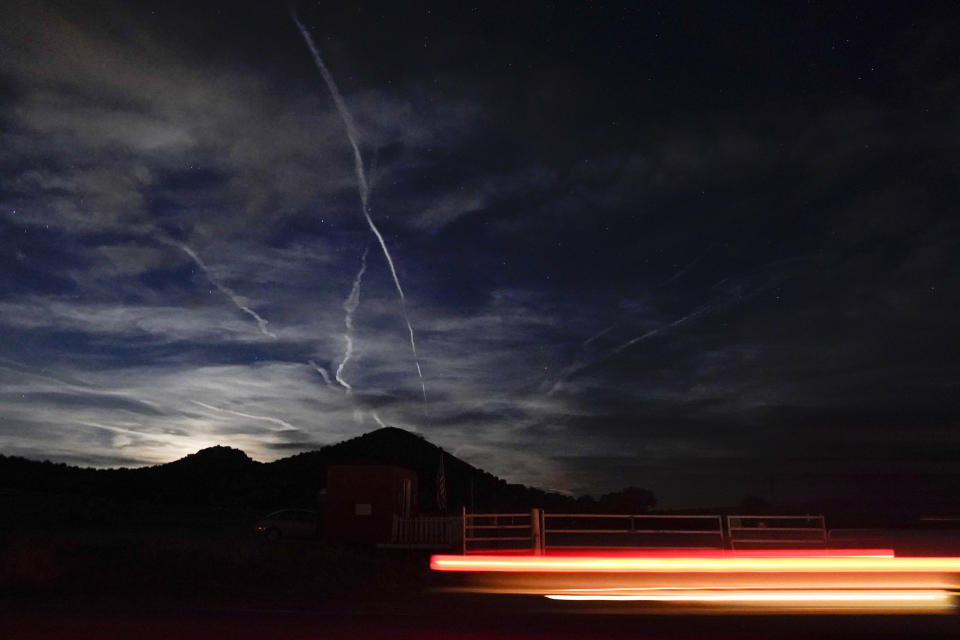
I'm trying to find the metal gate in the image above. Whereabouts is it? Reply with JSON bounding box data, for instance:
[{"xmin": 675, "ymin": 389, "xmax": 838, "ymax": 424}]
[
  {"xmin": 542, "ymin": 513, "xmax": 725, "ymax": 550},
  {"xmin": 462, "ymin": 509, "xmax": 542, "ymax": 554}
]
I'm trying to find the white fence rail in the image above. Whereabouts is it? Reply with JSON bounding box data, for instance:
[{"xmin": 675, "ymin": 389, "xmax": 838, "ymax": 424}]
[
  {"xmin": 826, "ymin": 528, "xmax": 890, "ymax": 546},
  {"xmin": 727, "ymin": 514, "xmax": 826, "ymax": 549},
  {"xmin": 543, "ymin": 513, "xmax": 725, "ymax": 550},
  {"xmin": 445, "ymin": 511, "xmax": 833, "ymax": 553}
]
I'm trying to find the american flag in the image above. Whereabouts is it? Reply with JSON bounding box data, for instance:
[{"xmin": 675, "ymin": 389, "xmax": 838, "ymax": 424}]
[{"xmin": 436, "ymin": 451, "xmax": 447, "ymax": 512}]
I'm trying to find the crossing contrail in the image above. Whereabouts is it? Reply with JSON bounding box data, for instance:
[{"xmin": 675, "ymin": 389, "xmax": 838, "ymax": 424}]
[
  {"xmin": 291, "ymin": 9, "xmax": 427, "ymax": 403},
  {"xmin": 548, "ymin": 258, "xmax": 808, "ymax": 394},
  {"xmin": 192, "ymin": 400, "xmax": 298, "ymax": 431},
  {"xmin": 0, "ymin": 360, "xmax": 97, "ymax": 393},
  {"xmin": 308, "ymin": 360, "xmax": 333, "ymax": 386},
  {"xmin": 335, "ymin": 247, "xmax": 368, "ymax": 392},
  {"xmin": 174, "ymin": 242, "xmax": 278, "ymax": 339},
  {"xmin": 607, "ymin": 303, "xmax": 713, "ymax": 358},
  {"xmin": 660, "ymin": 252, "xmax": 706, "ymax": 286},
  {"xmin": 582, "ymin": 324, "xmax": 616, "ymax": 347},
  {"xmin": 546, "ymin": 303, "xmax": 713, "ymax": 396}
]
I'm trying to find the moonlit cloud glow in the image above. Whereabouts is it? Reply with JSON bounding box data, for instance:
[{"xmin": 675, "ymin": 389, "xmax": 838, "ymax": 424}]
[{"xmin": 1, "ymin": 2, "xmax": 959, "ymax": 507}]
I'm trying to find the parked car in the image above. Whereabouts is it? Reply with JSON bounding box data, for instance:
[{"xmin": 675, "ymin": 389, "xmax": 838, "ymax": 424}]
[{"xmin": 255, "ymin": 508, "xmax": 319, "ymax": 542}]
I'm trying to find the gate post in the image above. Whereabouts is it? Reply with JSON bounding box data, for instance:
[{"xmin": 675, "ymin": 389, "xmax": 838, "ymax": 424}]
[
  {"xmin": 461, "ymin": 506, "xmax": 467, "ymax": 554},
  {"xmin": 531, "ymin": 508, "xmax": 543, "ymax": 555}
]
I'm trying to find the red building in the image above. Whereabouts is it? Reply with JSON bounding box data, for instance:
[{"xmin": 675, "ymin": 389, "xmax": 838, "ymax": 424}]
[{"xmin": 324, "ymin": 464, "xmax": 417, "ymax": 545}]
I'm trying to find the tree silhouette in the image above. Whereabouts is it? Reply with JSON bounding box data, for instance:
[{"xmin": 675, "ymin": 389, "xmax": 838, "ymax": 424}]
[{"xmin": 597, "ymin": 486, "xmax": 656, "ymax": 513}]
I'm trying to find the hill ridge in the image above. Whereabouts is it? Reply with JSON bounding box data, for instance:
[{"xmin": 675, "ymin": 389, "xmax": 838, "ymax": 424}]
[{"xmin": 0, "ymin": 427, "xmax": 609, "ymax": 521}]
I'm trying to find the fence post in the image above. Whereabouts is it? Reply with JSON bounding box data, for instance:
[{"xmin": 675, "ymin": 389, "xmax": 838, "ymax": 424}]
[
  {"xmin": 541, "ymin": 509, "xmax": 546, "ymax": 552},
  {"xmin": 461, "ymin": 506, "xmax": 467, "ymax": 554},
  {"xmin": 531, "ymin": 508, "xmax": 543, "ymax": 555}
]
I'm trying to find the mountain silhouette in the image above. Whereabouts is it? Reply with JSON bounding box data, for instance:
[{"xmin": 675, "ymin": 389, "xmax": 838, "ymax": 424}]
[
  {"xmin": 0, "ymin": 427, "xmax": 593, "ymax": 525},
  {"xmin": 166, "ymin": 445, "xmax": 254, "ymax": 470}
]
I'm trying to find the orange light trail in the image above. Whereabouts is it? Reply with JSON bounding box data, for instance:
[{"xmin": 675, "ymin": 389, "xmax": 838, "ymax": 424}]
[
  {"xmin": 430, "ymin": 551, "xmax": 960, "ymax": 613},
  {"xmin": 543, "ymin": 588, "xmax": 956, "ymax": 612},
  {"xmin": 465, "ymin": 549, "xmax": 896, "ymax": 558},
  {"xmin": 430, "ymin": 554, "xmax": 960, "ymax": 573},
  {"xmin": 545, "ymin": 589, "xmax": 951, "ymax": 602}
]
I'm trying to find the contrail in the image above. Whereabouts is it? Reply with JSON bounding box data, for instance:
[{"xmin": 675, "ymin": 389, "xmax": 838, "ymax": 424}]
[
  {"xmin": 0, "ymin": 360, "xmax": 165, "ymax": 414},
  {"xmin": 82, "ymin": 421, "xmax": 161, "ymax": 439},
  {"xmin": 582, "ymin": 324, "xmax": 616, "ymax": 347},
  {"xmin": 602, "ymin": 304, "xmax": 713, "ymax": 359},
  {"xmin": 174, "ymin": 242, "xmax": 278, "ymax": 339},
  {"xmin": 291, "ymin": 10, "xmax": 427, "ymax": 403},
  {"xmin": 192, "ymin": 400, "xmax": 298, "ymax": 431},
  {"xmin": 371, "ymin": 411, "xmax": 387, "ymax": 428},
  {"xmin": 660, "ymin": 252, "xmax": 706, "ymax": 286},
  {"xmin": 0, "ymin": 361, "xmax": 96, "ymax": 393},
  {"xmin": 541, "ymin": 323, "xmax": 614, "ymax": 391},
  {"xmin": 548, "ymin": 258, "xmax": 807, "ymax": 394},
  {"xmin": 335, "ymin": 247, "xmax": 369, "ymax": 392},
  {"xmin": 547, "ymin": 303, "xmax": 713, "ymax": 395},
  {"xmin": 308, "ymin": 360, "xmax": 333, "ymax": 386}
]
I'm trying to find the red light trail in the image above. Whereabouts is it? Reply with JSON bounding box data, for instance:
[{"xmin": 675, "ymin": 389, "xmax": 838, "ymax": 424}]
[{"xmin": 430, "ymin": 550, "xmax": 960, "ymax": 613}]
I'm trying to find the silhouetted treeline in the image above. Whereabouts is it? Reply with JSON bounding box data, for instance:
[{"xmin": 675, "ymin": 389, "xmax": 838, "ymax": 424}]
[
  {"xmin": 5, "ymin": 427, "xmax": 953, "ymax": 529},
  {"xmin": 0, "ymin": 427, "xmax": 657, "ymax": 526}
]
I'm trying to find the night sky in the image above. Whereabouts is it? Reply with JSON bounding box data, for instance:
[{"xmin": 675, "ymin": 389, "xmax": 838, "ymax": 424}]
[{"xmin": 2, "ymin": 1, "xmax": 959, "ymax": 507}]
